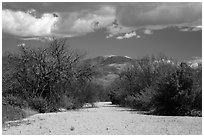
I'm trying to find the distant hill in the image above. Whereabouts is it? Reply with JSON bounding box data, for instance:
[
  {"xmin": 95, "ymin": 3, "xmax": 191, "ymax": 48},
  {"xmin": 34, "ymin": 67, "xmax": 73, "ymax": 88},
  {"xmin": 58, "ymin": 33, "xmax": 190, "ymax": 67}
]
[
  {"xmin": 84, "ymin": 55, "xmax": 135, "ymax": 73},
  {"xmin": 83, "ymin": 55, "xmax": 136, "ymax": 86},
  {"xmin": 84, "ymin": 55, "xmax": 134, "ymax": 67},
  {"xmin": 83, "ymin": 55, "xmax": 202, "ymax": 86}
]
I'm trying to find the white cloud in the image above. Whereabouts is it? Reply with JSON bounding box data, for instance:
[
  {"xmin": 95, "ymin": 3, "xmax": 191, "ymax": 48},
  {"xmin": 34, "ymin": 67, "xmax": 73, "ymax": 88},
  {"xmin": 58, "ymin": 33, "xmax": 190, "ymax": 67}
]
[
  {"xmin": 2, "ymin": 9, "xmax": 58, "ymax": 37},
  {"xmin": 136, "ymin": 35, "xmax": 141, "ymax": 38},
  {"xmin": 116, "ymin": 36, "xmax": 123, "ymax": 39},
  {"xmin": 17, "ymin": 43, "xmax": 25, "ymax": 47},
  {"xmin": 106, "ymin": 24, "xmax": 134, "ymax": 38},
  {"xmin": 3, "ymin": 6, "xmax": 116, "ymax": 39},
  {"xmin": 143, "ymin": 29, "xmax": 153, "ymax": 35},
  {"xmin": 179, "ymin": 26, "xmax": 202, "ymax": 32},
  {"xmin": 192, "ymin": 26, "xmax": 202, "ymax": 31},
  {"xmin": 21, "ymin": 36, "xmax": 54, "ymax": 42},
  {"xmin": 123, "ymin": 32, "xmax": 136, "ymax": 38},
  {"xmin": 51, "ymin": 6, "xmax": 116, "ymax": 37},
  {"xmin": 116, "ymin": 31, "xmax": 136, "ymax": 39}
]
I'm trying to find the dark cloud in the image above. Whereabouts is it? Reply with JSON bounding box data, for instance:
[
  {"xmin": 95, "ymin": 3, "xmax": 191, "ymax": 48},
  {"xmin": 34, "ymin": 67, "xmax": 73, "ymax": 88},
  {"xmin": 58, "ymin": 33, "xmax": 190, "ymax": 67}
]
[
  {"xmin": 116, "ymin": 3, "xmax": 201, "ymax": 28},
  {"xmin": 2, "ymin": 2, "xmax": 110, "ymax": 13}
]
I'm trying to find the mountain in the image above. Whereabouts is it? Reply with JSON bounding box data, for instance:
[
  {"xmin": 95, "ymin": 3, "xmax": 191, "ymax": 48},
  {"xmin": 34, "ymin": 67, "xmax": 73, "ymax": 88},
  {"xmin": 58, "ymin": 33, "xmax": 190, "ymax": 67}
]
[
  {"xmin": 83, "ymin": 55, "xmax": 135, "ymax": 86},
  {"xmin": 83, "ymin": 55, "xmax": 202, "ymax": 86},
  {"xmin": 84, "ymin": 55, "xmax": 135, "ymax": 74},
  {"xmin": 84, "ymin": 55, "xmax": 134, "ymax": 67}
]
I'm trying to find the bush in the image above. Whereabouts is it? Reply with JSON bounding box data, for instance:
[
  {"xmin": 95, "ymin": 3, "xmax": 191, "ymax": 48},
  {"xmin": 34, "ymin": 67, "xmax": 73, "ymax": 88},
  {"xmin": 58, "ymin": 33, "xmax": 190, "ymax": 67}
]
[
  {"xmin": 60, "ymin": 96, "xmax": 74, "ymax": 110},
  {"xmin": 153, "ymin": 74, "xmax": 181, "ymax": 115},
  {"xmin": 109, "ymin": 56, "xmax": 158, "ymax": 107},
  {"xmin": 108, "ymin": 55, "xmax": 202, "ymax": 116},
  {"xmin": 28, "ymin": 97, "xmax": 48, "ymax": 113},
  {"xmin": 2, "ymin": 38, "xmax": 97, "ymax": 113},
  {"xmin": 2, "ymin": 104, "xmax": 26, "ymax": 123},
  {"xmin": 3, "ymin": 95, "xmax": 28, "ymax": 109},
  {"xmin": 152, "ymin": 63, "xmax": 201, "ymax": 116},
  {"xmin": 134, "ymin": 87, "xmax": 156, "ymax": 111}
]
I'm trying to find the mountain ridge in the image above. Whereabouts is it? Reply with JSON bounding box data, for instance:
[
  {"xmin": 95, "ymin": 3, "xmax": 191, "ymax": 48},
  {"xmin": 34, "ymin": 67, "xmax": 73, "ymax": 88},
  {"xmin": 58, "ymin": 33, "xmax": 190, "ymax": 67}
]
[{"xmin": 83, "ymin": 55, "xmax": 202, "ymax": 86}]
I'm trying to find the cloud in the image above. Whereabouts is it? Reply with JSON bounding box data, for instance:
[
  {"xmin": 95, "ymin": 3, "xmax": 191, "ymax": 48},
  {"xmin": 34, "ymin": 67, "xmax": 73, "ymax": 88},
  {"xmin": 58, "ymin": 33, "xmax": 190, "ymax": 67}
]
[
  {"xmin": 107, "ymin": 3, "xmax": 201, "ymax": 39},
  {"xmin": 143, "ymin": 29, "xmax": 153, "ymax": 35},
  {"xmin": 178, "ymin": 25, "xmax": 202, "ymax": 32},
  {"xmin": 2, "ymin": 9, "xmax": 58, "ymax": 37},
  {"xmin": 17, "ymin": 43, "xmax": 25, "ymax": 47},
  {"xmin": 106, "ymin": 24, "xmax": 134, "ymax": 38},
  {"xmin": 116, "ymin": 31, "xmax": 136, "ymax": 39},
  {"xmin": 2, "ymin": 3, "xmax": 202, "ymax": 40},
  {"xmin": 116, "ymin": 3, "xmax": 201, "ymax": 29},
  {"xmin": 52, "ymin": 6, "xmax": 115, "ymax": 37},
  {"xmin": 21, "ymin": 36, "xmax": 54, "ymax": 42},
  {"xmin": 3, "ymin": 6, "xmax": 116, "ymax": 39},
  {"xmin": 116, "ymin": 36, "xmax": 123, "ymax": 39},
  {"xmin": 136, "ymin": 35, "xmax": 141, "ymax": 38}
]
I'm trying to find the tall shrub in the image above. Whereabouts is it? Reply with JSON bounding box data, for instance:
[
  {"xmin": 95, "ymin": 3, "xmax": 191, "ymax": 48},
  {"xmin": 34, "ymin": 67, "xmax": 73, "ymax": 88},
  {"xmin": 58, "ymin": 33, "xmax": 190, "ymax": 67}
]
[{"xmin": 2, "ymin": 39, "xmax": 96, "ymax": 112}]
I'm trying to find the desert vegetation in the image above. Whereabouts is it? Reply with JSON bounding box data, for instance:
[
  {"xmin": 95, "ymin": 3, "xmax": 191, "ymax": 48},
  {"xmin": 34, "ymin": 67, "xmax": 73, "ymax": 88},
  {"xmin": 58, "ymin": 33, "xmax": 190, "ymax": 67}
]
[
  {"xmin": 2, "ymin": 39, "xmax": 202, "ymax": 123},
  {"xmin": 2, "ymin": 39, "xmax": 102, "ymax": 119},
  {"xmin": 108, "ymin": 55, "xmax": 202, "ymax": 116}
]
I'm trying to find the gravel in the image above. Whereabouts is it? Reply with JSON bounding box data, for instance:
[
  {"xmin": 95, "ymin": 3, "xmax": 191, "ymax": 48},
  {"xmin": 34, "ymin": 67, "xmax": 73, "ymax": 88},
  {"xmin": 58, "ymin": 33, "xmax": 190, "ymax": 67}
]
[{"xmin": 2, "ymin": 102, "xmax": 202, "ymax": 135}]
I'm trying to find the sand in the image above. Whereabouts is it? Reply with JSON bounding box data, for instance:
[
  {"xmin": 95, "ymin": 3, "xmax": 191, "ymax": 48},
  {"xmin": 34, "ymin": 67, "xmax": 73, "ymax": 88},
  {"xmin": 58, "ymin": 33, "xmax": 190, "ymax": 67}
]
[{"xmin": 2, "ymin": 102, "xmax": 202, "ymax": 135}]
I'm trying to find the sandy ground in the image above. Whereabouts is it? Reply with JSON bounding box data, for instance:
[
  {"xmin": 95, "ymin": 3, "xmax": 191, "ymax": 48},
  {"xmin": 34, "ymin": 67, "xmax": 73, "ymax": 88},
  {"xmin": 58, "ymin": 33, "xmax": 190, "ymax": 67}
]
[{"xmin": 2, "ymin": 102, "xmax": 202, "ymax": 135}]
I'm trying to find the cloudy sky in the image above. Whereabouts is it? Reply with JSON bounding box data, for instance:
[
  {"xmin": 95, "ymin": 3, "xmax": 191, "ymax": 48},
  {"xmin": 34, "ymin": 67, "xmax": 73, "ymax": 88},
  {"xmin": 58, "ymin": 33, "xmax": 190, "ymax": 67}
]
[{"xmin": 2, "ymin": 2, "xmax": 202, "ymax": 60}]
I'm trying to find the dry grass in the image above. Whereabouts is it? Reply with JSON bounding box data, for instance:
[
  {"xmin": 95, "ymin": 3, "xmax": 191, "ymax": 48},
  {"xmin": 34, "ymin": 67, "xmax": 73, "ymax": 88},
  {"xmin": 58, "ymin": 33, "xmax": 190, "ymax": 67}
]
[
  {"xmin": 22, "ymin": 108, "xmax": 38, "ymax": 118},
  {"xmin": 2, "ymin": 104, "xmax": 26, "ymax": 124}
]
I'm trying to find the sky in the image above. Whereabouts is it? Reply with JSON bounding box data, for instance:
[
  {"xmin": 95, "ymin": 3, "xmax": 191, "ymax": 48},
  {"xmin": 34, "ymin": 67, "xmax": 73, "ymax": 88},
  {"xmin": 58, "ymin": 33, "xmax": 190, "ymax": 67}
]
[{"xmin": 2, "ymin": 2, "xmax": 202, "ymax": 61}]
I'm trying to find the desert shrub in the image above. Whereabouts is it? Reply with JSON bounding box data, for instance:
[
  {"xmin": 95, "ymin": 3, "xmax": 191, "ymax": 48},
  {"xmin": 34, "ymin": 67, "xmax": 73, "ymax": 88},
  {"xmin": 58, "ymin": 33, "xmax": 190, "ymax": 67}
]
[
  {"xmin": 28, "ymin": 97, "xmax": 48, "ymax": 113},
  {"xmin": 108, "ymin": 78, "xmax": 127, "ymax": 105},
  {"xmin": 96, "ymin": 84, "xmax": 110, "ymax": 101},
  {"xmin": 60, "ymin": 96, "xmax": 75, "ymax": 110},
  {"xmin": 152, "ymin": 63, "xmax": 201, "ymax": 116},
  {"xmin": 109, "ymin": 56, "xmax": 158, "ymax": 107},
  {"xmin": 83, "ymin": 83, "xmax": 99, "ymax": 103},
  {"xmin": 3, "ymin": 95, "xmax": 28, "ymax": 109},
  {"xmin": 152, "ymin": 74, "xmax": 181, "ymax": 115},
  {"xmin": 109, "ymin": 91, "xmax": 120, "ymax": 105},
  {"xmin": 191, "ymin": 87, "xmax": 202, "ymax": 111},
  {"xmin": 133, "ymin": 87, "xmax": 156, "ymax": 110},
  {"xmin": 109, "ymin": 54, "xmax": 202, "ymax": 116},
  {"xmin": 69, "ymin": 81, "xmax": 100, "ymax": 108},
  {"xmin": 2, "ymin": 104, "xmax": 26, "ymax": 123},
  {"xmin": 191, "ymin": 64, "xmax": 202, "ymax": 111},
  {"xmin": 2, "ymin": 38, "xmax": 96, "ymax": 112}
]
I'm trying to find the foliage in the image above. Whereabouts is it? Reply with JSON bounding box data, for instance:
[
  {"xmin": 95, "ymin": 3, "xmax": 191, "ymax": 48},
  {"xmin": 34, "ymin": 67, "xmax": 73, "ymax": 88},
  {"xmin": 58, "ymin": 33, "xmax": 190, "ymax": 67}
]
[
  {"xmin": 2, "ymin": 38, "xmax": 97, "ymax": 113},
  {"xmin": 108, "ymin": 55, "xmax": 202, "ymax": 116},
  {"xmin": 3, "ymin": 95, "xmax": 28, "ymax": 109},
  {"xmin": 153, "ymin": 63, "xmax": 202, "ymax": 116},
  {"xmin": 28, "ymin": 97, "xmax": 48, "ymax": 113}
]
